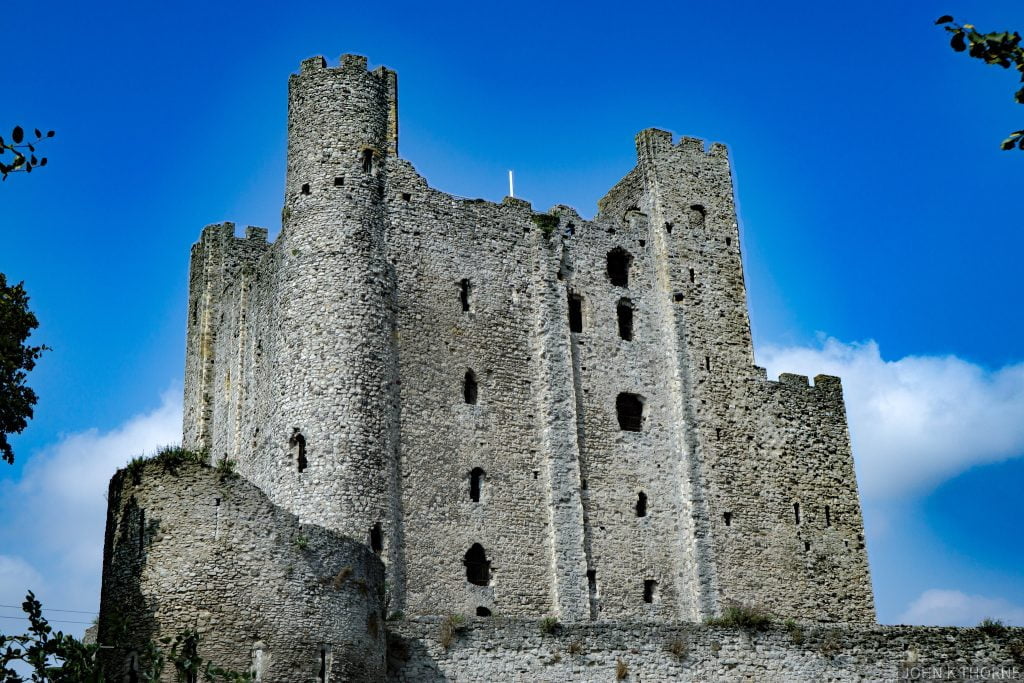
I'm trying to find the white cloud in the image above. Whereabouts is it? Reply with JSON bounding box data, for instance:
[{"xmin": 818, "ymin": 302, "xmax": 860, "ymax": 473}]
[
  {"xmin": 899, "ymin": 589, "xmax": 1024, "ymax": 627},
  {"xmin": 0, "ymin": 388, "xmax": 182, "ymax": 635},
  {"xmin": 757, "ymin": 338, "xmax": 1024, "ymax": 499}
]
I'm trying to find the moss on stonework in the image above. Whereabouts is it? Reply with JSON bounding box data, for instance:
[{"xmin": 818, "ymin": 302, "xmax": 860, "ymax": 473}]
[{"xmin": 530, "ymin": 213, "xmax": 560, "ymax": 238}]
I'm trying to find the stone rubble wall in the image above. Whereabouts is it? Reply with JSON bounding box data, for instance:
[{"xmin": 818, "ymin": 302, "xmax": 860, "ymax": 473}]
[
  {"xmin": 387, "ymin": 619, "xmax": 1024, "ymax": 682},
  {"xmin": 98, "ymin": 459, "xmax": 386, "ymax": 681}
]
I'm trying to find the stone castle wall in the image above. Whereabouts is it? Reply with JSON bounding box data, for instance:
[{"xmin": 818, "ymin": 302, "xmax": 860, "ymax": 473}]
[
  {"xmin": 98, "ymin": 458, "xmax": 386, "ymax": 681},
  {"xmin": 387, "ymin": 619, "xmax": 1024, "ymax": 682},
  {"xmin": 179, "ymin": 53, "xmax": 874, "ymax": 626}
]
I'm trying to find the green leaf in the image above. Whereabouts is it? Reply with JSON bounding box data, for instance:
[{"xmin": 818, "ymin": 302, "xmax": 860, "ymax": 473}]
[
  {"xmin": 46, "ymin": 130, "xmax": 54, "ymax": 137},
  {"xmin": 935, "ymin": 15, "xmax": 954, "ymax": 25},
  {"xmin": 11, "ymin": 126, "xmax": 23, "ymax": 144},
  {"xmin": 951, "ymin": 31, "xmax": 967, "ymax": 52}
]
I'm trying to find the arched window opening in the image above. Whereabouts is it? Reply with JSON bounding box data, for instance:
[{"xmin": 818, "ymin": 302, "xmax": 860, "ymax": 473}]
[
  {"xmin": 606, "ymin": 248, "xmax": 632, "ymax": 287},
  {"xmin": 616, "ymin": 393, "xmax": 644, "ymax": 432},
  {"xmin": 361, "ymin": 149, "xmax": 373, "ymax": 173},
  {"xmin": 635, "ymin": 491, "xmax": 647, "ymax": 517},
  {"xmin": 464, "ymin": 370, "xmax": 478, "ymax": 405},
  {"xmin": 459, "ymin": 278, "xmax": 470, "ymax": 312},
  {"xmin": 476, "ymin": 606, "xmax": 492, "ymax": 617},
  {"xmin": 300, "ymin": 183, "xmax": 310, "ymax": 195},
  {"xmin": 617, "ymin": 299, "xmax": 634, "ymax": 341},
  {"xmin": 568, "ymin": 292, "xmax": 583, "ymax": 333},
  {"xmin": 643, "ymin": 579, "xmax": 657, "ymax": 603},
  {"xmin": 689, "ymin": 204, "xmax": 706, "ymax": 229},
  {"xmin": 370, "ymin": 522, "xmax": 383, "ymax": 554},
  {"xmin": 793, "ymin": 502, "xmax": 801, "ymax": 525},
  {"xmin": 470, "ymin": 468, "xmax": 485, "ymax": 502},
  {"xmin": 290, "ymin": 428, "xmax": 308, "ymax": 473},
  {"xmin": 464, "ymin": 543, "xmax": 491, "ymax": 586}
]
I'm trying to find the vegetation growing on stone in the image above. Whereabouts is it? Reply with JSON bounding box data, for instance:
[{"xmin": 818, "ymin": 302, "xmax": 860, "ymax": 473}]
[
  {"xmin": 978, "ymin": 617, "xmax": 1008, "ymax": 636},
  {"xmin": 705, "ymin": 603, "xmax": 773, "ymax": 631},
  {"xmin": 538, "ymin": 616, "xmax": 559, "ymax": 635},
  {"xmin": 530, "ymin": 213, "xmax": 560, "ymax": 238},
  {"xmin": 438, "ymin": 614, "xmax": 466, "ymax": 650},
  {"xmin": 615, "ymin": 658, "xmax": 628, "ymax": 680},
  {"xmin": 665, "ymin": 636, "xmax": 688, "ymax": 659}
]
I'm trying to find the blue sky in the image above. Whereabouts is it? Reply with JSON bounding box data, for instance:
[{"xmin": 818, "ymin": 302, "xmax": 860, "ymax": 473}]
[{"xmin": 2, "ymin": 0, "xmax": 1023, "ymax": 632}]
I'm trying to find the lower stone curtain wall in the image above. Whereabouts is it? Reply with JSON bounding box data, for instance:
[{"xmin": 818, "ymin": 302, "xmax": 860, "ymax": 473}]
[{"xmin": 386, "ymin": 619, "xmax": 1024, "ymax": 682}]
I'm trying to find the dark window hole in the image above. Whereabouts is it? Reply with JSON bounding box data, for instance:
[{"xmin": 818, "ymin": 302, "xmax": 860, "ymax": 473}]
[
  {"xmin": 464, "ymin": 543, "xmax": 491, "ymax": 586},
  {"xmin": 643, "ymin": 579, "xmax": 657, "ymax": 603},
  {"xmin": 300, "ymin": 183, "xmax": 310, "ymax": 195},
  {"xmin": 794, "ymin": 502, "xmax": 801, "ymax": 525},
  {"xmin": 290, "ymin": 429, "xmax": 308, "ymax": 473},
  {"xmin": 635, "ymin": 491, "xmax": 647, "ymax": 517},
  {"xmin": 370, "ymin": 522, "xmax": 383, "ymax": 554},
  {"xmin": 724, "ymin": 511, "xmax": 732, "ymax": 526},
  {"xmin": 464, "ymin": 369, "xmax": 478, "ymax": 405},
  {"xmin": 476, "ymin": 606, "xmax": 491, "ymax": 617},
  {"xmin": 459, "ymin": 278, "xmax": 470, "ymax": 312},
  {"xmin": 617, "ymin": 299, "xmax": 633, "ymax": 341},
  {"xmin": 334, "ymin": 176, "xmax": 345, "ymax": 187},
  {"xmin": 616, "ymin": 393, "xmax": 644, "ymax": 431},
  {"xmin": 401, "ymin": 192, "xmax": 411, "ymax": 201},
  {"xmin": 470, "ymin": 467, "xmax": 484, "ymax": 502},
  {"xmin": 361, "ymin": 149, "xmax": 373, "ymax": 173},
  {"xmin": 568, "ymin": 292, "xmax": 583, "ymax": 333},
  {"xmin": 606, "ymin": 248, "xmax": 631, "ymax": 287}
]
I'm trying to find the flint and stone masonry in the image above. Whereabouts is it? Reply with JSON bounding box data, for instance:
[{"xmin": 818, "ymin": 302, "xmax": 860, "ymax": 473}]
[{"xmin": 98, "ymin": 54, "xmax": 1021, "ymax": 681}]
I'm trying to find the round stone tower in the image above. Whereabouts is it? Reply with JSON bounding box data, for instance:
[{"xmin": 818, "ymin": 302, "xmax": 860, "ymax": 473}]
[{"xmin": 260, "ymin": 54, "xmax": 402, "ymax": 605}]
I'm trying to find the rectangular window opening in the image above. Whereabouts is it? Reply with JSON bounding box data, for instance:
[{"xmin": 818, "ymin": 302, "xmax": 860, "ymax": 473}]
[
  {"xmin": 333, "ymin": 176, "xmax": 345, "ymax": 187},
  {"xmin": 643, "ymin": 579, "xmax": 657, "ymax": 603},
  {"xmin": 568, "ymin": 292, "xmax": 583, "ymax": 333}
]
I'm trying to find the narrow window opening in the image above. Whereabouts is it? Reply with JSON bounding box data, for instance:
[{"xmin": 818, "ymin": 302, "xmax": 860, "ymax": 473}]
[
  {"xmin": 301, "ymin": 183, "xmax": 310, "ymax": 195},
  {"xmin": 587, "ymin": 569, "xmax": 597, "ymax": 590},
  {"xmin": 825, "ymin": 505, "xmax": 831, "ymax": 527},
  {"xmin": 464, "ymin": 370, "xmax": 478, "ymax": 405},
  {"xmin": 725, "ymin": 236, "xmax": 732, "ymax": 246},
  {"xmin": 533, "ymin": 470, "xmax": 539, "ymax": 480},
  {"xmin": 616, "ymin": 393, "xmax": 644, "ymax": 432},
  {"xmin": 724, "ymin": 511, "xmax": 732, "ymax": 526},
  {"xmin": 361, "ymin": 149, "xmax": 373, "ymax": 173},
  {"xmin": 458, "ymin": 278, "xmax": 470, "ymax": 312},
  {"xmin": 689, "ymin": 204, "xmax": 706, "ymax": 228},
  {"xmin": 794, "ymin": 502, "xmax": 801, "ymax": 525},
  {"xmin": 476, "ymin": 606, "xmax": 491, "ymax": 617},
  {"xmin": 317, "ymin": 644, "xmax": 330, "ymax": 683},
  {"xmin": 568, "ymin": 292, "xmax": 583, "ymax": 333},
  {"xmin": 251, "ymin": 643, "xmax": 265, "ymax": 682},
  {"xmin": 369, "ymin": 522, "xmax": 383, "ymax": 554},
  {"xmin": 333, "ymin": 176, "xmax": 345, "ymax": 187},
  {"xmin": 616, "ymin": 299, "xmax": 634, "ymax": 341},
  {"xmin": 664, "ymin": 222, "xmax": 673, "ymax": 234},
  {"xmin": 464, "ymin": 543, "xmax": 491, "ymax": 586},
  {"xmin": 643, "ymin": 579, "xmax": 657, "ymax": 603},
  {"xmin": 715, "ymin": 427, "xmax": 722, "ymax": 440},
  {"xmin": 705, "ymin": 356, "xmax": 711, "ymax": 372},
  {"xmin": 606, "ymin": 248, "xmax": 631, "ymax": 287},
  {"xmin": 290, "ymin": 429, "xmax": 308, "ymax": 472},
  {"xmin": 635, "ymin": 492, "xmax": 647, "ymax": 517},
  {"xmin": 128, "ymin": 653, "xmax": 140, "ymax": 683},
  {"xmin": 689, "ymin": 268, "xmax": 695, "ymax": 283},
  {"xmin": 470, "ymin": 468, "xmax": 484, "ymax": 502},
  {"xmin": 804, "ymin": 541, "xmax": 811, "ymax": 552},
  {"xmin": 401, "ymin": 192, "xmax": 411, "ymax": 201}
]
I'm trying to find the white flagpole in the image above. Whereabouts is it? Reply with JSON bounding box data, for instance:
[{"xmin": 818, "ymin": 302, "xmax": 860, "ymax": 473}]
[{"xmin": 509, "ymin": 170, "xmax": 514, "ymax": 198}]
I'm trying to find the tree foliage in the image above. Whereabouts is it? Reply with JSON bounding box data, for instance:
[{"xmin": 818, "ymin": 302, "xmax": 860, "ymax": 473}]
[
  {"xmin": 0, "ymin": 273, "xmax": 47, "ymax": 465},
  {"xmin": 937, "ymin": 15, "xmax": 1024, "ymax": 150},
  {"xmin": 0, "ymin": 126, "xmax": 54, "ymax": 180},
  {"xmin": 0, "ymin": 592, "xmax": 250, "ymax": 682}
]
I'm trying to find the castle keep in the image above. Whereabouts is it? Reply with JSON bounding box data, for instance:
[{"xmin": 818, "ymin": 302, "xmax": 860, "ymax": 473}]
[{"xmin": 98, "ymin": 54, "xmax": 1022, "ymax": 681}]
